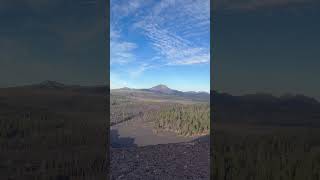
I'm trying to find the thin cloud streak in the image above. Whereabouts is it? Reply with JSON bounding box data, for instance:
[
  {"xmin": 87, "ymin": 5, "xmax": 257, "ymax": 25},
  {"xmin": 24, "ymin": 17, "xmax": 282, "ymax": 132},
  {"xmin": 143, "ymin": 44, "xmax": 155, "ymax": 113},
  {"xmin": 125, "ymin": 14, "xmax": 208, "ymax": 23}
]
[
  {"xmin": 110, "ymin": 0, "xmax": 210, "ymax": 91},
  {"xmin": 110, "ymin": 27, "xmax": 137, "ymax": 65},
  {"xmin": 134, "ymin": 0, "xmax": 210, "ymax": 65},
  {"xmin": 110, "ymin": 72, "xmax": 128, "ymax": 89}
]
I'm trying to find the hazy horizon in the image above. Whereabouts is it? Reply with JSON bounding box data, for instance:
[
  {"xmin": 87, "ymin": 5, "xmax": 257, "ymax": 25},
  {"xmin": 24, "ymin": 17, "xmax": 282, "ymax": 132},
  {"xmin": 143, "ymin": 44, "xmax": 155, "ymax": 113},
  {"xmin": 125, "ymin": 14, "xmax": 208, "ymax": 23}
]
[
  {"xmin": 110, "ymin": 83, "xmax": 210, "ymax": 93},
  {"xmin": 3, "ymin": 79, "xmax": 320, "ymax": 100}
]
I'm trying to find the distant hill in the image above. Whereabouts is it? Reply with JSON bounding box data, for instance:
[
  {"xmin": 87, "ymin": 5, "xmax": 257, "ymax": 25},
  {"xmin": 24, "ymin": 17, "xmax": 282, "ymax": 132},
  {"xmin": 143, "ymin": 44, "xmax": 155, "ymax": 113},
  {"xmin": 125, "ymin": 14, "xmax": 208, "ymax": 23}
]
[
  {"xmin": 112, "ymin": 84, "xmax": 210, "ymax": 102},
  {"xmin": 147, "ymin": 84, "xmax": 209, "ymax": 96},
  {"xmin": 119, "ymin": 87, "xmax": 131, "ymax": 90},
  {"xmin": 212, "ymin": 90, "xmax": 320, "ymax": 126},
  {"xmin": 213, "ymin": 91, "xmax": 319, "ymax": 107},
  {"xmin": 1, "ymin": 80, "xmax": 108, "ymax": 95},
  {"xmin": 33, "ymin": 80, "xmax": 67, "ymax": 89}
]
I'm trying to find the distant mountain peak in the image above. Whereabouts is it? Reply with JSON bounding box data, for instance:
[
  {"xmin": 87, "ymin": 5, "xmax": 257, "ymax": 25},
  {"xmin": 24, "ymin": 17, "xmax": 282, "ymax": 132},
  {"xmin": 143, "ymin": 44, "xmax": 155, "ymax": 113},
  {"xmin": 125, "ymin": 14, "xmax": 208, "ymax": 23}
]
[
  {"xmin": 149, "ymin": 84, "xmax": 176, "ymax": 94},
  {"xmin": 151, "ymin": 84, "xmax": 170, "ymax": 90}
]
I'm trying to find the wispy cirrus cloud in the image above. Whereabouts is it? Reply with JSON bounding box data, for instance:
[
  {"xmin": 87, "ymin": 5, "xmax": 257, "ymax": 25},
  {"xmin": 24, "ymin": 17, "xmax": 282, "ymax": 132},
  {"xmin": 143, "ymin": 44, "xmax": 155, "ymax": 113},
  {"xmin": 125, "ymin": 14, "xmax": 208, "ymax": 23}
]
[
  {"xmin": 110, "ymin": 0, "xmax": 147, "ymax": 65},
  {"xmin": 133, "ymin": 0, "xmax": 210, "ymax": 65},
  {"xmin": 111, "ymin": 0, "xmax": 210, "ymax": 90},
  {"xmin": 110, "ymin": 72, "xmax": 128, "ymax": 89},
  {"xmin": 127, "ymin": 63, "xmax": 152, "ymax": 78},
  {"xmin": 110, "ymin": 40, "xmax": 137, "ymax": 65},
  {"xmin": 110, "ymin": 27, "xmax": 137, "ymax": 65},
  {"xmin": 111, "ymin": 0, "xmax": 148, "ymax": 17}
]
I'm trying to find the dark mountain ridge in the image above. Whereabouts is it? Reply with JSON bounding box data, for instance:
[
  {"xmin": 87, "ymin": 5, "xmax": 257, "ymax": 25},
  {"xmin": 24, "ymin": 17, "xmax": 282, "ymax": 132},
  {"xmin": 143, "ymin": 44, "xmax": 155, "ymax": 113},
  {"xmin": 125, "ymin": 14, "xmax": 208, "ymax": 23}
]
[
  {"xmin": 212, "ymin": 90, "xmax": 320, "ymax": 126},
  {"xmin": 212, "ymin": 91, "xmax": 319, "ymax": 105},
  {"xmin": 1, "ymin": 80, "xmax": 108, "ymax": 95}
]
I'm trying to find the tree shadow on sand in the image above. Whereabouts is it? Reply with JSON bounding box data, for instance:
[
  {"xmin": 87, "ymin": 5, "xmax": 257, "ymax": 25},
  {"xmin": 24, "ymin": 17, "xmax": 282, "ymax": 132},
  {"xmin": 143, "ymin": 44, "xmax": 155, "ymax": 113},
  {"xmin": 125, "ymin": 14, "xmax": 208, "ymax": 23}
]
[{"xmin": 110, "ymin": 129, "xmax": 137, "ymax": 148}]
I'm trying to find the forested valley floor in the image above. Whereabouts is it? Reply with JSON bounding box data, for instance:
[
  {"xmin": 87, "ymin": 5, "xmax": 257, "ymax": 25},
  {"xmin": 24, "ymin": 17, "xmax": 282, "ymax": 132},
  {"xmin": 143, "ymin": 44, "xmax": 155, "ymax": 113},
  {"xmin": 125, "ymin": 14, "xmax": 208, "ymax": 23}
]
[
  {"xmin": 110, "ymin": 89, "xmax": 210, "ymax": 179},
  {"xmin": 212, "ymin": 92, "xmax": 320, "ymax": 180},
  {"xmin": 0, "ymin": 84, "xmax": 108, "ymax": 179}
]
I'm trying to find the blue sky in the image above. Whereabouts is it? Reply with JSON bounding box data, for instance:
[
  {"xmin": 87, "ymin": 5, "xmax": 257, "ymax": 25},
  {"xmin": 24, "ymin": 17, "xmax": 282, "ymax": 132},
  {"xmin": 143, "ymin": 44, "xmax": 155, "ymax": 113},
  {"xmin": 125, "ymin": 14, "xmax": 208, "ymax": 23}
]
[{"xmin": 110, "ymin": 0, "xmax": 210, "ymax": 92}]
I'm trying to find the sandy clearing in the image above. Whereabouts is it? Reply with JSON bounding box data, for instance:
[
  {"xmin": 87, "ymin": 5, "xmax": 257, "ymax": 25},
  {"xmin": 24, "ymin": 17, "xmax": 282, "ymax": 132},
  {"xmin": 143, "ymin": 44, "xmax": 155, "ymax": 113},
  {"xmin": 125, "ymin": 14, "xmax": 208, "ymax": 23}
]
[{"xmin": 110, "ymin": 117, "xmax": 201, "ymax": 147}]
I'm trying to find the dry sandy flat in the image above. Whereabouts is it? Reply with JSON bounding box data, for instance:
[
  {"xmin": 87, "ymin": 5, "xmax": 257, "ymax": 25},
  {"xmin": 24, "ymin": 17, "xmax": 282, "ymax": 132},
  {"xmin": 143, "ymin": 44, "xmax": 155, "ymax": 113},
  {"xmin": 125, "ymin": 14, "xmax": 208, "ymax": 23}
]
[{"xmin": 110, "ymin": 117, "xmax": 202, "ymax": 147}]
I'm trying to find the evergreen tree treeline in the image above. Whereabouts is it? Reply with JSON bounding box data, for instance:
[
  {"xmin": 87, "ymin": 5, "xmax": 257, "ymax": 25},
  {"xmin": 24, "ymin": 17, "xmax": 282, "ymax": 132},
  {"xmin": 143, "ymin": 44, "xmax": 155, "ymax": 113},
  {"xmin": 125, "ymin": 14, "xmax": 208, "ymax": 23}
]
[{"xmin": 143, "ymin": 103, "xmax": 210, "ymax": 136}]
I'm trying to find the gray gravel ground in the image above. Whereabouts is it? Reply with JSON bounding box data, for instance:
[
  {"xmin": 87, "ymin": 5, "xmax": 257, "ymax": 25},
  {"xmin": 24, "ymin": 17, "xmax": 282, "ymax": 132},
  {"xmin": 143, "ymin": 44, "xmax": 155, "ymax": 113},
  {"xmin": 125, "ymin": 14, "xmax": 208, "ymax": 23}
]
[{"xmin": 110, "ymin": 138, "xmax": 210, "ymax": 180}]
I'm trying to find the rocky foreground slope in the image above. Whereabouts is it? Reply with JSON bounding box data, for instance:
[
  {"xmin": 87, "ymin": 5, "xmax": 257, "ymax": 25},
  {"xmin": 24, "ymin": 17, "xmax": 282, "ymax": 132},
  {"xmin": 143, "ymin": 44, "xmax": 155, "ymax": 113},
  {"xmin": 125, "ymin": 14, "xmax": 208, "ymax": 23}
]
[{"xmin": 110, "ymin": 137, "xmax": 210, "ymax": 180}]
